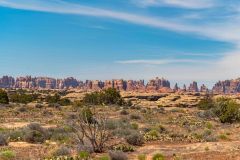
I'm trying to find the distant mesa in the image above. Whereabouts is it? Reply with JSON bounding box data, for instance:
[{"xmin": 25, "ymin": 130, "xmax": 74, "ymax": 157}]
[{"xmin": 1, "ymin": 75, "xmax": 240, "ymax": 94}]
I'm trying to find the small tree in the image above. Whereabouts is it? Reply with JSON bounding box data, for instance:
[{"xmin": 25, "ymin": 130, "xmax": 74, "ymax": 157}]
[
  {"xmin": 0, "ymin": 89, "xmax": 9, "ymax": 104},
  {"xmin": 69, "ymin": 107, "xmax": 110, "ymax": 153}
]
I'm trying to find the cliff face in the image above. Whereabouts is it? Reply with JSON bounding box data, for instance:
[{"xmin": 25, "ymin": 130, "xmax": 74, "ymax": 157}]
[
  {"xmin": 188, "ymin": 81, "xmax": 199, "ymax": 92},
  {"xmin": 146, "ymin": 77, "xmax": 170, "ymax": 92},
  {"xmin": 6, "ymin": 75, "xmax": 240, "ymax": 94},
  {"xmin": 212, "ymin": 79, "xmax": 240, "ymax": 94},
  {"xmin": 0, "ymin": 76, "xmax": 15, "ymax": 88}
]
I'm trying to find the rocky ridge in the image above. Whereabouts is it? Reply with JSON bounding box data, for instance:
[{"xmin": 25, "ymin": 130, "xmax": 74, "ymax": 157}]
[{"xmin": 2, "ymin": 75, "xmax": 240, "ymax": 94}]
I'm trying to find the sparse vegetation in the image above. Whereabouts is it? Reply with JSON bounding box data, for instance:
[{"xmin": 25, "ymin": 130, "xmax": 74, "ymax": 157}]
[
  {"xmin": 109, "ymin": 151, "xmax": 128, "ymax": 160},
  {"xmin": 152, "ymin": 153, "xmax": 165, "ymax": 160},
  {"xmin": 0, "ymin": 89, "xmax": 9, "ymax": 104},
  {"xmin": 0, "ymin": 150, "xmax": 16, "ymax": 160}
]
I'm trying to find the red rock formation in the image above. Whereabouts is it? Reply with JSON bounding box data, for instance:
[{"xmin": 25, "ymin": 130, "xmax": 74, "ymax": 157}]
[
  {"xmin": 212, "ymin": 78, "xmax": 240, "ymax": 94},
  {"xmin": 92, "ymin": 80, "xmax": 104, "ymax": 91},
  {"xmin": 188, "ymin": 81, "xmax": 199, "ymax": 92},
  {"xmin": 0, "ymin": 76, "xmax": 15, "ymax": 88},
  {"xmin": 104, "ymin": 80, "xmax": 114, "ymax": 89},
  {"xmin": 146, "ymin": 77, "xmax": 170, "ymax": 92},
  {"xmin": 200, "ymin": 84, "xmax": 208, "ymax": 93}
]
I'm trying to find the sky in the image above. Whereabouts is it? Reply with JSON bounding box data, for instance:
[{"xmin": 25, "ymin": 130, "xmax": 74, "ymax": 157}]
[{"xmin": 0, "ymin": 0, "xmax": 240, "ymax": 87}]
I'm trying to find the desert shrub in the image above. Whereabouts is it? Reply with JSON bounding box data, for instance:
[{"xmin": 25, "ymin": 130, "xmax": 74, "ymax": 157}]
[
  {"xmin": 98, "ymin": 156, "xmax": 110, "ymax": 160},
  {"xmin": 112, "ymin": 129, "xmax": 132, "ymax": 137},
  {"xmin": 77, "ymin": 144, "xmax": 94, "ymax": 154},
  {"xmin": 59, "ymin": 98, "xmax": 72, "ymax": 106},
  {"xmin": 73, "ymin": 100, "xmax": 83, "ymax": 109},
  {"xmin": 45, "ymin": 94, "xmax": 61, "ymax": 104},
  {"xmin": 213, "ymin": 98, "xmax": 240, "ymax": 123},
  {"xmin": 106, "ymin": 120, "xmax": 119, "ymax": 130},
  {"xmin": 17, "ymin": 106, "xmax": 27, "ymax": 112},
  {"xmin": 23, "ymin": 123, "xmax": 47, "ymax": 143},
  {"xmin": 144, "ymin": 129, "xmax": 159, "ymax": 141},
  {"xmin": 152, "ymin": 153, "xmax": 165, "ymax": 160},
  {"xmin": 206, "ymin": 122, "xmax": 213, "ymax": 129},
  {"xmin": 0, "ymin": 150, "xmax": 16, "ymax": 160},
  {"xmin": 0, "ymin": 134, "xmax": 8, "ymax": 146},
  {"xmin": 35, "ymin": 103, "xmax": 44, "ymax": 109},
  {"xmin": 126, "ymin": 132, "xmax": 144, "ymax": 146},
  {"xmin": 131, "ymin": 123, "xmax": 139, "ymax": 130},
  {"xmin": 52, "ymin": 146, "xmax": 70, "ymax": 156},
  {"xmin": 9, "ymin": 130, "xmax": 24, "ymax": 141},
  {"xmin": 79, "ymin": 151, "xmax": 90, "ymax": 159},
  {"xmin": 219, "ymin": 134, "xmax": 228, "ymax": 140},
  {"xmin": 138, "ymin": 154, "xmax": 146, "ymax": 160},
  {"xmin": 81, "ymin": 107, "xmax": 94, "ymax": 123},
  {"xmin": 9, "ymin": 93, "xmax": 38, "ymax": 104},
  {"xmin": 197, "ymin": 110, "xmax": 215, "ymax": 119},
  {"xmin": 109, "ymin": 151, "xmax": 128, "ymax": 160},
  {"xmin": 120, "ymin": 110, "xmax": 129, "ymax": 115},
  {"xmin": 113, "ymin": 144, "xmax": 134, "ymax": 152},
  {"xmin": 198, "ymin": 96, "xmax": 214, "ymax": 110},
  {"xmin": 0, "ymin": 89, "xmax": 9, "ymax": 104},
  {"xmin": 47, "ymin": 128, "xmax": 70, "ymax": 144},
  {"xmin": 83, "ymin": 88, "xmax": 125, "ymax": 105},
  {"xmin": 157, "ymin": 125, "xmax": 166, "ymax": 133},
  {"xmin": 130, "ymin": 114, "xmax": 141, "ymax": 120}
]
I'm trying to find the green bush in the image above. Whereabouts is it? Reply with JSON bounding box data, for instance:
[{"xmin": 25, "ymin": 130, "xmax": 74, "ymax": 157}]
[
  {"xmin": 83, "ymin": 88, "xmax": 125, "ymax": 105},
  {"xmin": 45, "ymin": 94, "xmax": 61, "ymax": 104},
  {"xmin": 131, "ymin": 123, "xmax": 139, "ymax": 130},
  {"xmin": 0, "ymin": 89, "xmax": 9, "ymax": 104},
  {"xmin": 138, "ymin": 154, "xmax": 146, "ymax": 160},
  {"xmin": 152, "ymin": 153, "xmax": 165, "ymax": 160},
  {"xmin": 113, "ymin": 144, "xmax": 134, "ymax": 152},
  {"xmin": 9, "ymin": 92, "xmax": 38, "ymax": 104},
  {"xmin": 98, "ymin": 156, "xmax": 110, "ymax": 160},
  {"xmin": 144, "ymin": 129, "xmax": 159, "ymax": 141},
  {"xmin": 214, "ymin": 98, "xmax": 240, "ymax": 123},
  {"xmin": 198, "ymin": 95, "xmax": 214, "ymax": 110},
  {"xmin": 78, "ymin": 151, "xmax": 90, "ymax": 159},
  {"xmin": 0, "ymin": 150, "xmax": 16, "ymax": 160}
]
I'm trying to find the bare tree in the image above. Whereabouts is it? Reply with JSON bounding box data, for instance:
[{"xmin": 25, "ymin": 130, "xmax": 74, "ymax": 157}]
[{"xmin": 68, "ymin": 107, "xmax": 110, "ymax": 153}]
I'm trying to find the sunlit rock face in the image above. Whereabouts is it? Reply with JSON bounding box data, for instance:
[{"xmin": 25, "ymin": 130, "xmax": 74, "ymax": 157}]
[
  {"xmin": 146, "ymin": 77, "xmax": 171, "ymax": 92},
  {"xmin": 212, "ymin": 79, "xmax": 240, "ymax": 94}
]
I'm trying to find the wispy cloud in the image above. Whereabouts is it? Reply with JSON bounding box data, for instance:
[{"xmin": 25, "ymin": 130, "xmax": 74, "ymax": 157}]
[
  {"xmin": 131, "ymin": 0, "xmax": 218, "ymax": 9},
  {"xmin": 116, "ymin": 59, "xmax": 209, "ymax": 65},
  {"xmin": 0, "ymin": 0, "xmax": 239, "ymax": 44},
  {"xmin": 1, "ymin": 0, "xmax": 240, "ymax": 84}
]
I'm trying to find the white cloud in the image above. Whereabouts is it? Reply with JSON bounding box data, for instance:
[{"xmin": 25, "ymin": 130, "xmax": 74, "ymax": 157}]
[
  {"xmin": 0, "ymin": 0, "xmax": 239, "ymax": 44},
  {"xmin": 1, "ymin": 0, "xmax": 240, "ymax": 85},
  {"xmin": 116, "ymin": 59, "xmax": 209, "ymax": 65},
  {"xmin": 132, "ymin": 0, "xmax": 217, "ymax": 9}
]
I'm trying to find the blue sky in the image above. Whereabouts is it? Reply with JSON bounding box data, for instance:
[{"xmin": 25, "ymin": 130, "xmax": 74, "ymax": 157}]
[{"xmin": 0, "ymin": 0, "xmax": 240, "ymax": 87}]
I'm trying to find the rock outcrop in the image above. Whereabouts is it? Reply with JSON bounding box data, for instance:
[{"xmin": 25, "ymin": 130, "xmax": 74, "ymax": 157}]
[
  {"xmin": 0, "ymin": 75, "xmax": 213, "ymax": 93},
  {"xmin": 0, "ymin": 76, "xmax": 15, "ymax": 88},
  {"xmin": 146, "ymin": 77, "xmax": 170, "ymax": 92},
  {"xmin": 212, "ymin": 78, "xmax": 240, "ymax": 94},
  {"xmin": 188, "ymin": 81, "xmax": 199, "ymax": 92}
]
